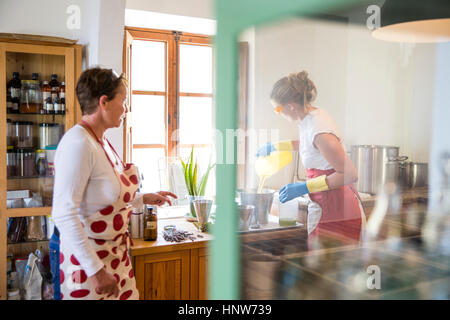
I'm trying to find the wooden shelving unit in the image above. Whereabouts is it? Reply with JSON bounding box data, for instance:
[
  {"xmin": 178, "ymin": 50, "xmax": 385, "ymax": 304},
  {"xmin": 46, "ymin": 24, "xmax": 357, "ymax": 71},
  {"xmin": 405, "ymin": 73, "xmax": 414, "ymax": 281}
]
[{"xmin": 0, "ymin": 36, "xmax": 82, "ymax": 300}]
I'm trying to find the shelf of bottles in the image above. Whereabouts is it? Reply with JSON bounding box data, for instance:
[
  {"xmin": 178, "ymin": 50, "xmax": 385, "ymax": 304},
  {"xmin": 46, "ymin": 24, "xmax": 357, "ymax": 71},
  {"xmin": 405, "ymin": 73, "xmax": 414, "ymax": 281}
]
[{"xmin": 5, "ymin": 51, "xmax": 66, "ymax": 214}]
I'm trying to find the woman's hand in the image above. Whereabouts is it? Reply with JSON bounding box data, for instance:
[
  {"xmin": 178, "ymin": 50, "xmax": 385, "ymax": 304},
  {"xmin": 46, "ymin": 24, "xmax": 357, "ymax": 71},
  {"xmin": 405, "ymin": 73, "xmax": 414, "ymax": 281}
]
[
  {"xmin": 143, "ymin": 191, "xmax": 178, "ymax": 206},
  {"xmin": 91, "ymin": 267, "xmax": 119, "ymax": 298}
]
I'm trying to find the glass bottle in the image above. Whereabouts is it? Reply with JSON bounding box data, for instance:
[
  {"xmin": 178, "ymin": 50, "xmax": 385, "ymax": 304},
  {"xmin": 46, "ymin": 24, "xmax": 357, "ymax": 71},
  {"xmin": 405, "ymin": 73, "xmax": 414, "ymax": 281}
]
[
  {"xmin": 143, "ymin": 205, "xmax": 157, "ymax": 241},
  {"xmin": 36, "ymin": 150, "xmax": 47, "ymax": 177},
  {"xmin": 44, "ymin": 97, "xmax": 54, "ymax": 115},
  {"xmin": 41, "ymin": 81, "xmax": 51, "ymax": 114},
  {"xmin": 54, "ymin": 97, "xmax": 63, "ymax": 115},
  {"xmin": 59, "ymin": 82, "xmax": 66, "ymax": 115},
  {"xmin": 49, "ymin": 74, "xmax": 59, "ymax": 103},
  {"xmin": 8, "ymin": 72, "xmax": 21, "ymax": 114}
]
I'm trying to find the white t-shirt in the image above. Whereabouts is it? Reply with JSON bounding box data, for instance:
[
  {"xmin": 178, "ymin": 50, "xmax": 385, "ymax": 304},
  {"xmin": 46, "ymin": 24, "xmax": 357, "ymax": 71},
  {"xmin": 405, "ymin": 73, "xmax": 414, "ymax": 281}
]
[
  {"xmin": 299, "ymin": 108, "xmax": 343, "ymax": 170},
  {"xmin": 52, "ymin": 125, "xmax": 143, "ymax": 276}
]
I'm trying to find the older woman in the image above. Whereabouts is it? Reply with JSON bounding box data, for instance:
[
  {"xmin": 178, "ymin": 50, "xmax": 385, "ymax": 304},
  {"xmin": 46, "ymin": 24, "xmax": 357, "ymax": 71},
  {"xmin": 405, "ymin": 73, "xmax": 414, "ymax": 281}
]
[
  {"xmin": 50, "ymin": 67, "xmax": 176, "ymax": 300},
  {"xmin": 257, "ymin": 71, "xmax": 365, "ymax": 243}
]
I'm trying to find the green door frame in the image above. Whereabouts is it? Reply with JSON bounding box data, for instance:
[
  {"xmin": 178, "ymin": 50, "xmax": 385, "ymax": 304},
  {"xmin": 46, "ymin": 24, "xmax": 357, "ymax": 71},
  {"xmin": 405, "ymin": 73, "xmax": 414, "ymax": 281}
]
[{"xmin": 211, "ymin": 0, "xmax": 367, "ymax": 299}]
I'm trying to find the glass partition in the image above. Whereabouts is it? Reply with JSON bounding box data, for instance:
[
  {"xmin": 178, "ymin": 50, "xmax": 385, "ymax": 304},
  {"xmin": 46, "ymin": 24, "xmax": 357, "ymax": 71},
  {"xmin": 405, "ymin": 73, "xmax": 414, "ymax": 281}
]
[{"xmin": 213, "ymin": 0, "xmax": 450, "ymax": 299}]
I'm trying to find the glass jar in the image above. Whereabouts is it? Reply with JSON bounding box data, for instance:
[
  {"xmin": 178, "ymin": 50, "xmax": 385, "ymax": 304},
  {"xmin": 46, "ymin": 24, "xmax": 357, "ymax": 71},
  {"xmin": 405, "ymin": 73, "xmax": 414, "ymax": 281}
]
[
  {"xmin": 20, "ymin": 80, "xmax": 41, "ymax": 113},
  {"xmin": 15, "ymin": 121, "xmax": 34, "ymax": 148},
  {"xmin": 7, "ymin": 119, "xmax": 14, "ymax": 146},
  {"xmin": 7, "ymin": 146, "xmax": 17, "ymax": 177},
  {"xmin": 17, "ymin": 148, "xmax": 37, "ymax": 177},
  {"xmin": 278, "ymin": 198, "xmax": 298, "ymax": 227},
  {"xmin": 39, "ymin": 123, "xmax": 62, "ymax": 149},
  {"xmin": 35, "ymin": 149, "xmax": 48, "ymax": 176}
]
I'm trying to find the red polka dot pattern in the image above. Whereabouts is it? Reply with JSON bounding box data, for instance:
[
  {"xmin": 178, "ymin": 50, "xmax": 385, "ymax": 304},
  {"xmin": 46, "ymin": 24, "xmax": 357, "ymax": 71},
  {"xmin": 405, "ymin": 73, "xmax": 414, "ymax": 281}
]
[
  {"xmin": 113, "ymin": 214, "xmax": 124, "ymax": 231},
  {"xmin": 125, "ymin": 256, "xmax": 130, "ymax": 267},
  {"xmin": 129, "ymin": 269, "xmax": 134, "ymax": 278},
  {"xmin": 113, "ymin": 273, "xmax": 120, "ymax": 283},
  {"xmin": 120, "ymin": 279, "xmax": 126, "ymax": 288},
  {"xmin": 95, "ymin": 239, "xmax": 106, "ymax": 245},
  {"xmin": 123, "ymin": 192, "xmax": 131, "ymax": 203},
  {"xmin": 70, "ymin": 289, "xmax": 90, "ymax": 298},
  {"xmin": 120, "ymin": 175, "xmax": 131, "ymax": 186},
  {"xmin": 96, "ymin": 250, "xmax": 109, "ymax": 259},
  {"xmin": 127, "ymin": 210, "xmax": 133, "ymax": 219},
  {"xmin": 111, "ymin": 259, "xmax": 120, "ymax": 270},
  {"xmin": 100, "ymin": 205, "xmax": 114, "ymax": 216},
  {"xmin": 59, "ymin": 253, "xmax": 64, "ymax": 264},
  {"xmin": 91, "ymin": 221, "xmax": 107, "ymax": 233},
  {"xmin": 122, "ymin": 251, "xmax": 127, "ymax": 262},
  {"xmin": 60, "ymin": 270, "xmax": 65, "ymax": 284},
  {"xmin": 119, "ymin": 290, "xmax": 133, "ymax": 300},
  {"xmin": 112, "ymin": 247, "xmax": 118, "ymax": 255},
  {"xmin": 70, "ymin": 255, "xmax": 80, "ymax": 266},
  {"xmin": 129, "ymin": 175, "xmax": 139, "ymax": 185},
  {"xmin": 72, "ymin": 270, "xmax": 87, "ymax": 284}
]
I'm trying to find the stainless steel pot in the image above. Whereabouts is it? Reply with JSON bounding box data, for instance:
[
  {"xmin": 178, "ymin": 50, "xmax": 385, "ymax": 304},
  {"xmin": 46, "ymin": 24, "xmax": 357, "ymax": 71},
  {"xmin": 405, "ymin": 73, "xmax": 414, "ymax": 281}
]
[
  {"xmin": 237, "ymin": 188, "xmax": 274, "ymax": 228},
  {"xmin": 350, "ymin": 145, "xmax": 407, "ymax": 194},
  {"xmin": 402, "ymin": 162, "xmax": 428, "ymax": 188}
]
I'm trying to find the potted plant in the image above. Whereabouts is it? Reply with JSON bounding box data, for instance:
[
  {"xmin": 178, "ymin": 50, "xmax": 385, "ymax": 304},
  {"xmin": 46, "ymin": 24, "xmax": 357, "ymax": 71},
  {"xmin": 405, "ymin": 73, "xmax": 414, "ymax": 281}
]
[{"xmin": 180, "ymin": 147, "xmax": 215, "ymax": 218}]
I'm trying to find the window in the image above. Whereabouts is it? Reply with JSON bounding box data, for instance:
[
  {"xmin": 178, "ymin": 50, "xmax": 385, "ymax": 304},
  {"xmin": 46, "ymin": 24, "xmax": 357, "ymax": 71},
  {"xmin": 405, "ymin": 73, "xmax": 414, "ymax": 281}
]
[{"xmin": 123, "ymin": 28, "xmax": 215, "ymax": 201}]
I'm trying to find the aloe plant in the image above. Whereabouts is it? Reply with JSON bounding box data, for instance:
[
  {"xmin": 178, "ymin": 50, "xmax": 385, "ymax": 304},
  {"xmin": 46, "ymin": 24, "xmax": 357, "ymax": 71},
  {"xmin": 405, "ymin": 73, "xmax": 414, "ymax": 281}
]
[{"xmin": 180, "ymin": 147, "xmax": 215, "ymax": 217}]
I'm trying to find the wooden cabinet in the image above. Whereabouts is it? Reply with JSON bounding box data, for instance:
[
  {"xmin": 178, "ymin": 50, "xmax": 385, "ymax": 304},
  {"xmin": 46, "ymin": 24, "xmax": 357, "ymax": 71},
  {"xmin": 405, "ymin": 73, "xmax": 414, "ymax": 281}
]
[
  {"xmin": 0, "ymin": 36, "xmax": 82, "ymax": 300},
  {"xmin": 134, "ymin": 250, "xmax": 190, "ymax": 300},
  {"xmin": 133, "ymin": 246, "xmax": 210, "ymax": 300},
  {"xmin": 190, "ymin": 247, "xmax": 209, "ymax": 300}
]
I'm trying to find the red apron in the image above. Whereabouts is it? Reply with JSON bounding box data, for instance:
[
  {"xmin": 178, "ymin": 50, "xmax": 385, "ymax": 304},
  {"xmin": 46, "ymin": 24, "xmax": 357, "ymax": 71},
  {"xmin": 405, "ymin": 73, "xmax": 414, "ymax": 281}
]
[
  {"xmin": 306, "ymin": 168, "xmax": 362, "ymax": 243},
  {"xmin": 59, "ymin": 122, "xmax": 140, "ymax": 300}
]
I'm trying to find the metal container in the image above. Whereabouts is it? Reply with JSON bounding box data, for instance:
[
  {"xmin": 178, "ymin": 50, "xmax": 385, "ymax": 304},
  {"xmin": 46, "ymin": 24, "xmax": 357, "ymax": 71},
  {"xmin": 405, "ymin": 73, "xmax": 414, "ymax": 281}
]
[
  {"xmin": 238, "ymin": 204, "xmax": 255, "ymax": 231},
  {"xmin": 237, "ymin": 188, "xmax": 274, "ymax": 228},
  {"xmin": 350, "ymin": 145, "xmax": 407, "ymax": 194},
  {"xmin": 193, "ymin": 199, "xmax": 213, "ymax": 225},
  {"xmin": 39, "ymin": 123, "xmax": 62, "ymax": 149},
  {"xmin": 403, "ymin": 162, "xmax": 428, "ymax": 188}
]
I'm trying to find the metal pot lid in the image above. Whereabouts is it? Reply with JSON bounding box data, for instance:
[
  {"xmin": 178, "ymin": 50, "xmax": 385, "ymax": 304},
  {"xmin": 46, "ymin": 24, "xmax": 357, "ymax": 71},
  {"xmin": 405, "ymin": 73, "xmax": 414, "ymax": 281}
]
[{"xmin": 351, "ymin": 145, "xmax": 400, "ymax": 149}]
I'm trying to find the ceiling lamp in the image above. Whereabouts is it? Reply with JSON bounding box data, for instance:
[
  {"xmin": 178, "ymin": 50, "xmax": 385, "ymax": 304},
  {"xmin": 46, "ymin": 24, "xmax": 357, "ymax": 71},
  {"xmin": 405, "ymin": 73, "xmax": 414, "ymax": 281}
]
[{"xmin": 372, "ymin": 0, "xmax": 450, "ymax": 43}]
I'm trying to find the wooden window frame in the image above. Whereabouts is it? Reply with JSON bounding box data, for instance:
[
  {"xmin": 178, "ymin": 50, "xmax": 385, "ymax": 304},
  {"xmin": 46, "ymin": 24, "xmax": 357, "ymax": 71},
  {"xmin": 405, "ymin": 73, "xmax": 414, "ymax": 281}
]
[{"xmin": 122, "ymin": 27, "xmax": 213, "ymax": 164}]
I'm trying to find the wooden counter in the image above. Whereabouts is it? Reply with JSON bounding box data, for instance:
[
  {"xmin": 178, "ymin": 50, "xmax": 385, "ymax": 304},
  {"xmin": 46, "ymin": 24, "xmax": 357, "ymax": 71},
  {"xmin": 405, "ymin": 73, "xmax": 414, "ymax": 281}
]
[
  {"xmin": 131, "ymin": 218, "xmax": 212, "ymax": 256},
  {"xmin": 130, "ymin": 218, "xmax": 212, "ymax": 300}
]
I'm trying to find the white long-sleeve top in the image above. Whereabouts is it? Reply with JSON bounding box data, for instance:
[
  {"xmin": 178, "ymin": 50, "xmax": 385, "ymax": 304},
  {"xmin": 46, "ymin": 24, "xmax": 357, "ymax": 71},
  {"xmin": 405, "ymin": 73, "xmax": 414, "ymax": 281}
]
[{"xmin": 51, "ymin": 125, "xmax": 143, "ymax": 277}]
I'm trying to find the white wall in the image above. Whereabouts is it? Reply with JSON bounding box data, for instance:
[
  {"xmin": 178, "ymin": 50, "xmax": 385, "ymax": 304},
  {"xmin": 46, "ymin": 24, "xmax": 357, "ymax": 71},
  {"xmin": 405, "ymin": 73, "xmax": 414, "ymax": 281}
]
[
  {"xmin": 0, "ymin": 0, "xmax": 126, "ymax": 156},
  {"xmin": 244, "ymin": 17, "xmax": 436, "ymax": 190}
]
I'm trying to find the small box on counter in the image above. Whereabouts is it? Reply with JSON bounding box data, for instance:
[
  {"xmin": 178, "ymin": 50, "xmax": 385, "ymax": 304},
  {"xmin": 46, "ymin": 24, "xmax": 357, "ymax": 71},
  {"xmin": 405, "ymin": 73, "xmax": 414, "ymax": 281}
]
[{"xmin": 7, "ymin": 190, "xmax": 31, "ymax": 200}]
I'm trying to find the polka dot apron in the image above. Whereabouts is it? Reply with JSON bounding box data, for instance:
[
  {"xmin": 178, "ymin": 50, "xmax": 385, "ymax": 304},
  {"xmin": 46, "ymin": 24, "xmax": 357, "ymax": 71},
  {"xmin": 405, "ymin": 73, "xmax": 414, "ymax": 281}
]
[{"xmin": 57, "ymin": 121, "xmax": 140, "ymax": 300}]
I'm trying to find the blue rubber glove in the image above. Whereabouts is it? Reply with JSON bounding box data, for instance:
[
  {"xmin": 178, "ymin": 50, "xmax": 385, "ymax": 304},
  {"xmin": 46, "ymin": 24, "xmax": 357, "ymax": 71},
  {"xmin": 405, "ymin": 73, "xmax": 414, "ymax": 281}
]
[
  {"xmin": 256, "ymin": 142, "xmax": 275, "ymax": 157},
  {"xmin": 279, "ymin": 182, "xmax": 309, "ymax": 203}
]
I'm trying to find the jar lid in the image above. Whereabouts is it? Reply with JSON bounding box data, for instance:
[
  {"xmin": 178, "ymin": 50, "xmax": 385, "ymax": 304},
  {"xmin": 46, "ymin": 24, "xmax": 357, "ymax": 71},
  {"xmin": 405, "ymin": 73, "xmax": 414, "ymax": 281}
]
[
  {"xmin": 39, "ymin": 123, "xmax": 59, "ymax": 127},
  {"xmin": 36, "ymin": 149, "xmax": 46, "ymax": 153},
  {"xmin": 43, "ymin": 80, "xmax": 49, "ymax": 84},
  {"xmin": 14, "ymin": 121, "xmax": 34, "ymax": 125},
  {"xmin": 7, "ymin": 146, "xmax": 14, "ymax": 151},
  {"xmin": 7, "ymin": 289, "xmax": 20, "ymax": 297},
  {"xmin": 45, "ymin": 145, "xmax": 58, "ymax": 150},
  {"xmin": 16, "ymin": 148, "xmax": 35, "ymax": 153}
]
